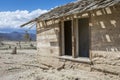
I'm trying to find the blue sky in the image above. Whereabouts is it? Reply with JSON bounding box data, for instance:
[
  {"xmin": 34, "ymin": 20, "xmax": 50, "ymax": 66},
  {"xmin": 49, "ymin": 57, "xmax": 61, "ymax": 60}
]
[
  {"xmin": 0, "ymin": 0, "xmax": 76, "ymax": 33},
  {"xmin": 0, "ymin": 0, "xmax": 76, "ymax": 11}
]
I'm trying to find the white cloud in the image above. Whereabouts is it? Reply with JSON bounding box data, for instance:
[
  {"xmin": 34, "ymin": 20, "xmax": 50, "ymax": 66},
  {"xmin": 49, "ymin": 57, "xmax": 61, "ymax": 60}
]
[{"xmin": 0, "ymin": 9, "xmax": 47, "ymax": 29}]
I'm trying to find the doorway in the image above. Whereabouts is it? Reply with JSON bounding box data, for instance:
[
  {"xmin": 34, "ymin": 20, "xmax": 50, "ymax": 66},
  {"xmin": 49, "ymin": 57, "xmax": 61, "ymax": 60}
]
[
  {"xmin": 78, "ymin": 18, "xmax": 89, "ymax": 57},
  {"xmin": 64, "ymin": 20, "xmax": 72, "ymax": 56}
]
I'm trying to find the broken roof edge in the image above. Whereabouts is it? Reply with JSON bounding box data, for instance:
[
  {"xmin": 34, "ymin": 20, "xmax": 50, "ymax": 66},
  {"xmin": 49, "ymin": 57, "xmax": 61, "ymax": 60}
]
[
  {"xmin": 41, "ymin": 1, "xmax": 120, "ymax": 21},
  {"xmin": 20, "ymin": 0, "xmax": 81, "ymax": 27},
  {"xmin": 20, "ymin": 18, "xmax": 38, "ymax": 27}
]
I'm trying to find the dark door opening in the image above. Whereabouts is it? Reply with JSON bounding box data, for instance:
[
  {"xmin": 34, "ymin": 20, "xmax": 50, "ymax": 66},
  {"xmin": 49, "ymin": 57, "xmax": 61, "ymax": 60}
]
[
  {"xmin": 64, "ymin": 20, "xmax": 72, "ymax": 56},
  {"xmin": 78, "ymin": 18, "xmax": 89, "ymax": 57}
]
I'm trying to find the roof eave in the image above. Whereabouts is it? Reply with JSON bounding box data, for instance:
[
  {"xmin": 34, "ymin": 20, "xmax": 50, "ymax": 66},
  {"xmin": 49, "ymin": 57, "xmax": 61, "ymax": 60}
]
[{"xmin": 20, "ymin": 18, "xmax": 38, "ymax": 27}]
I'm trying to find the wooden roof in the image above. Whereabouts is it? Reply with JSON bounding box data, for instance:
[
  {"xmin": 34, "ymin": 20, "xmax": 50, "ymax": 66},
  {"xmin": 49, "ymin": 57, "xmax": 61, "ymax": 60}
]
[{"xmin": 21, "ymin": 0, "xmax": 120, "ymax": 27}]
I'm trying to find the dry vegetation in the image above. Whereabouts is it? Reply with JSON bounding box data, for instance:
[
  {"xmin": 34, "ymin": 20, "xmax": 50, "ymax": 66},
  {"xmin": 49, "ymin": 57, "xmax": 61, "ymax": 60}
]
[
  {"xmin": 0, "ymin": 41, "xmax": 36, "ymax": 50},
  {"xmin": 0, "ymin": 41, "xmax": 119, "ymax": 80}
]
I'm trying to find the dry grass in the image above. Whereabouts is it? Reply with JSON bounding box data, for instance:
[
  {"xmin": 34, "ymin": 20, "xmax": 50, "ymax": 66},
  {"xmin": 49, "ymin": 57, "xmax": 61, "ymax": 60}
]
[{"xmin": 0, "ymin": 41, "xmax": 36, "ymax": 50}]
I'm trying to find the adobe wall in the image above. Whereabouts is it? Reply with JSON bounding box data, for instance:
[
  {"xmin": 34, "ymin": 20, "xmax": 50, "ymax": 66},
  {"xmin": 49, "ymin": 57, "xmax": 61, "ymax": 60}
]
[
  {"xmin": 36, "ymin": 21, "xmax": 90, "ymax": 70},
  {"xmin": 91, "ymin": 5, "xmax": 120, "ymax": 75},
  {"xmin": 91, "ymin": 6, "xmax": 120, "ymax": 51},
  {"xmin": 36, "ymin": 21, "xmax": 61, "ymax": 67},
  {"xmin": 36, "ymin": 4, "xmax": 120, "ymax": 74}
]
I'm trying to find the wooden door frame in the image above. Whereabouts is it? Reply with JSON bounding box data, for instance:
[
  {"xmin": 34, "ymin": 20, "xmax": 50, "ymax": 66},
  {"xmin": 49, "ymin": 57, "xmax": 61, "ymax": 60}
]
[
  {"xmin": 75, "ymin": 17, "xmax": 91, "ymax": 58},
  {"xmin": 59, "ymin": 17, "xmax": 91, "ymax": 59},
  {"xmin": 59, "ymin": 20, "xmax": 73, "ymax": 56}
]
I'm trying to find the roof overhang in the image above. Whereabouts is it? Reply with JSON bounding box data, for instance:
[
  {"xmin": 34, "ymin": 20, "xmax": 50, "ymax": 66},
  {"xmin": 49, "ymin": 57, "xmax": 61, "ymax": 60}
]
[{"xmin": 20, "ymin": 18, "xmax": 38, "ymax": 27}]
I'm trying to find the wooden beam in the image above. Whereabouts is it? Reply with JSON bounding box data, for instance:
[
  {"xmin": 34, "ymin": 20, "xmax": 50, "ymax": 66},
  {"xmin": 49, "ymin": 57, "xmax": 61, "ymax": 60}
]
[
  {"xmin": 20, "ymin": 18, "xmax": 37, "ymax": 27},
  {"xmin": 72, "ymin": 18, "xmax": 78, "ymax": 58},
  {"xmin": 58, "ymin": 21, "xmax": 62, "ymax": 56},
  {"xmin": 61, "ymin": 19, "xmax": 65, "ymax": 56}
]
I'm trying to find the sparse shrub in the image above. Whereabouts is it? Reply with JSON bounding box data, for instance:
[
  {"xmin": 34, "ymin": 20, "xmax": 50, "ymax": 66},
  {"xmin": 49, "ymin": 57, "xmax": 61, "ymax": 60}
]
[
  {"xmin": 24, "ymin": 31, "xmax": 30, "ymax": 42},
  {"xmin": 1, "ymin": 42, "xmax": 4, "ymax": 45},
  {"xmin": 30, "ymin": 44, "xmax": 34, "ymax": 47},
  {"xmin": 9, "ymin": 45, "xmax": 11, "ymax": 49},
  {"xmin": 19, "ymin": 45, "xmax": 21, "ymax": 49},
  {"xmin": 33, "ymin": 47, "xmax": 36, "ymax": 49}
]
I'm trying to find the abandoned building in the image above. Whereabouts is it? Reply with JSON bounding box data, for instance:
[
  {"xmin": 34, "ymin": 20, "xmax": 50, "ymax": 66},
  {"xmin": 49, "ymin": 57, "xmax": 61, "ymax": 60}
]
[{"xmin": 21, "ymin": 0, "xmax": 120, "ymax": 75}]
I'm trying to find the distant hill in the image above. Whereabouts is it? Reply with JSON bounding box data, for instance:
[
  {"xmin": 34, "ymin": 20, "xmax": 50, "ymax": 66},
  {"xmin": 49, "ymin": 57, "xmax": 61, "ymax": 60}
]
[{"xmin": 0, "ymin": 31, "xmax": 36, "ymax": 41}]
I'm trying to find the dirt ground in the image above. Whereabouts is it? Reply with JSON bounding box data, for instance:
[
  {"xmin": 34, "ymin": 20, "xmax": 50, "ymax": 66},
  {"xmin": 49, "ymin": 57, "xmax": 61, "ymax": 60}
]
[{"xmin": 0, "ymin": 41, "xmax": 120, "ymax": 80}]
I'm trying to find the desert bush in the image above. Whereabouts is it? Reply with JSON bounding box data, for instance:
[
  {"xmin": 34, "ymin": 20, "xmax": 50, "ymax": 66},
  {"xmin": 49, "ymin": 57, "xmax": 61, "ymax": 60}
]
[
  {"xmin": 30, "ymin": 44, "xmax": 34, "ymax": 47},
  {"xmin": 9, "ymin": 45, "xmax": 11, "ymax": 49},
  {"xmin": 1, "ymin": 42, "xmax": 4, "ymax": 45}
]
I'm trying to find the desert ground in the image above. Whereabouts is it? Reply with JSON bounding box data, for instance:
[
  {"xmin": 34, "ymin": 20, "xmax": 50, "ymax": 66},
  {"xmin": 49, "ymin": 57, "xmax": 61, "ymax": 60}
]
[{"xmin": 0, "ymin": 41, "xmax": 120, "ymax": 80}]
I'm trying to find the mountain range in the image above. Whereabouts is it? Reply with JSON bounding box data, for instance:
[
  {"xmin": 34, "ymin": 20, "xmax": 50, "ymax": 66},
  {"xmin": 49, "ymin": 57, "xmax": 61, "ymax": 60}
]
[{"xmin": 0, "ymin": 31, "xmax": 36, "ymax": 41}]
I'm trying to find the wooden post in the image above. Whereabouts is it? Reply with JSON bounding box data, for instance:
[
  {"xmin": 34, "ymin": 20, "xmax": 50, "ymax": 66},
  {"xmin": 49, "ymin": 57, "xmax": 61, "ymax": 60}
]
[
  {"xmin": 11, "ymin": 47, "xmax": 17, "ymax": 54},
  {"xmin": 61, "ymin": 19, "xmax": 65, "ymax": 56},
  {"xmin": 72, "ymin": 17, "xmax": 78, "ymax": 58},
  {"xmin": 58, "ymin": 21, "xmax": 62, "ymax": 56},
  {"xmin": 75, "ymin": 18, "xmax": 79, "ymax": 58}
]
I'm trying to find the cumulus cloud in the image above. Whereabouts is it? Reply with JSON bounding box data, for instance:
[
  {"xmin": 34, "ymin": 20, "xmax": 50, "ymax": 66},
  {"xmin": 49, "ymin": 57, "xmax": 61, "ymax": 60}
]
[{"xmin": 0, "ymin": 9, "xmax": 47, "ymax": 29}]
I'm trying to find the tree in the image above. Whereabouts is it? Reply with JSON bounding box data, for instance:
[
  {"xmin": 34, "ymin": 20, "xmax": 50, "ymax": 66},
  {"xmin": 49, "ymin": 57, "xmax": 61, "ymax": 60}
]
[
  {"xmin": 24, "ymin": 31, "xmax": 30, "ymax": 42},
  {"xmin": 0, "ymin": 37, "xmax": 4, "ymax": 46}
]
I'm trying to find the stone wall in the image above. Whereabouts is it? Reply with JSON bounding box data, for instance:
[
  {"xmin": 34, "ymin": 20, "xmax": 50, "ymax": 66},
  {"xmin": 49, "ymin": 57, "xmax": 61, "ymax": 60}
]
[
  {"xmin": 36, "ymin": 22, "xmax": 62, "ymax": 68},
  {"xmin": 36, "ymin": 21, "xmax": 90, "ymax": 70},
  {"xmin": 91, "ymin": 6, "xmax": 120, "ymax": 51},
  {"xmin": 37, "ymin": 22, "xmax": 60, "ymax": 56},
  {"xmin": 91, "ymin": 5, "xmax": 120, "ymax": 75},
  {"xmin": 36, "ymin": 4, "xmax": 120, "ymax": 74}
]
